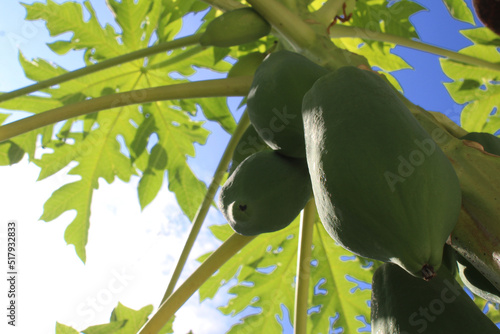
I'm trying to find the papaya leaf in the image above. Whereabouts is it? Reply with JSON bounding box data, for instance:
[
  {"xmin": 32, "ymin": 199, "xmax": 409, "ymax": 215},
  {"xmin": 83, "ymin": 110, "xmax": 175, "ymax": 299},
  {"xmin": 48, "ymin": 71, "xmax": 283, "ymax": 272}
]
[
  {"xmin": 82, "ymin": 320, "xmax": 127, "ymax": 334},
  {"xmin": 441, "ymin": 28, "xmax": 500, "ymax": 133},
  {"xmin": 55, "ymin": 322, "xmax": 80, "ymax": 334},
  {"xmin": 309, "ymin": 221, "xmax": 379, "ymax": 333},
  {"xmin": 200, "ymin": 216, "xmax": 379, "ymax": 333},
  {"xmin": 332, "ymin": 0, "xmax": 424, "ymax": 73},
  {"xmin": 351, "ymin": 0, "xmax": 424, "ymax": 39},
  {"xmin": 10, "ymin": 0, "xmax": 238, "ymax": 261},
  {"xmin": 441, "ymin": 0, "xmax": 475, "ymax": 24},
  {"xmin": 0, "ymin": 141, "xmax": 24, "ymax": 166},
  {"xmin": 109, "ymin": 303, "xmax": 154, "ymax": 334},
  {"xmin": 78, "ymin": 302, "xmax": 166, "ymax": 334}
]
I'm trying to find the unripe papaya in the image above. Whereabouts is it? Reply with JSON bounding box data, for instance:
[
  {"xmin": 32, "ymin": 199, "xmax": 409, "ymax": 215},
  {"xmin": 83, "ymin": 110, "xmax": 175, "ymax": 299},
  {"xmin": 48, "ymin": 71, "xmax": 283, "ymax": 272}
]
[
  {"xmin": 302, "ymin": 66, "xmax": 462, "ymax": 279},
  {"xmin": 247, "ymin": 50, "xmax": 330, "ymax": 158},
  {"xmin": 460, "ymin": 132, "xmax": 500, "ymax": 155},
  {"xmin": 456, "ymin": 252, "xmax": 500, "ymax": 304},
  {"xmin": 228, "ymin": 124, "xmax": 270, "ymax": 175},
  {"xmin": 219, "ymin": 150, "xmax": 312, "ymax": 236},
  {"xmin": 200, "ymin": 8, "xmax": 271, "ymax": 47},
  {"xmin": 227, "ymin": 52, "xmax": 267, "ymax": 78},
  {"xmin": 371, "ymin": 263, "xmax": 500, "ymax": 333}
]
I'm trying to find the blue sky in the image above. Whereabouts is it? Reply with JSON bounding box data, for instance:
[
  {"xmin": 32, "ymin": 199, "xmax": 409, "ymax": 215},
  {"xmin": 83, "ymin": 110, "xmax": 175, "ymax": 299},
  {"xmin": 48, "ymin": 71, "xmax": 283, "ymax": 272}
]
[{"xmin": 0, "ymin": 1, "xmax": 492, "ymax": 333}]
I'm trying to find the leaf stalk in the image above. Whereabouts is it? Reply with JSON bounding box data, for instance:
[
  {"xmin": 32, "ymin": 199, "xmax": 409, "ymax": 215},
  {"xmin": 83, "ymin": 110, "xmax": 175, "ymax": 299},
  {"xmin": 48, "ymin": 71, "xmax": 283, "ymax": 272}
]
[
  {"xmin": 329, "ymin": 25, "xmax": 500, "ymax": 72},
  {"xmin": 159, "ymin": 111, "xmax": 250, "ymax": 304},
  {"xmin": 0, "ymin": 76, "xmax": 253, "ymax": 142},
  {"xmin": 139, "ymin": 233, "xmax": 256, "ymax": 334},
  {"xmin": 293, "ymin": 198, "xmax": 316, "ymax": 334},
  {"xmin": 0, "ymin": 34, "xmax": 203, "ymax": 103}
]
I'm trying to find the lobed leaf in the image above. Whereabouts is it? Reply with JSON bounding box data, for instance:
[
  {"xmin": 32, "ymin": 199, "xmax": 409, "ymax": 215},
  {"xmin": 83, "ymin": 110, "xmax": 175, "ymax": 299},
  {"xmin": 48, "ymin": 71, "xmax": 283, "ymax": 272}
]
[
  {"xmin": 441, "ymin": 28, "xmax": 500, "ymax": 133},
  {"xmin": 441, "ymin": 0, "xmax": 475, "ymax": 24},
  {"xmin": 201, "ymin": 216, "xmax": 380, "ymax": 333}
]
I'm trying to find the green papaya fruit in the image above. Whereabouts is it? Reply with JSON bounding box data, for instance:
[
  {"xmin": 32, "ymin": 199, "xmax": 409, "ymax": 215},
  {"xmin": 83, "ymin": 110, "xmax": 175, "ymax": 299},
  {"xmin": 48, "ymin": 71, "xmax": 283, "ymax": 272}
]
[
  {"xmin": 227, "ymin": 52, "xmax": 267, "ymax": 78},
  {"xmin": 228, "ymin": 124, "xmax": 271, "ymax": 175},
  {"xmin": 219, "ymin": 150, "xmax": 311, "ymax": 236},
  {"xmin": 371, "ymin": 263, "xmax": 500, "ymax": 333},
  {"xmin": 302, "ymin": 66, "xmax": 462, "ymax": 279},
  {"xmin": 460, "ymin": 132, "xmax": 500, "ymax": 155},
  {"xmin": 247, "ymin": 50, "xmax": 330, "ymax": 158},
  {"xmin": 456, "ymin": 252, "xmax": 500, "ymax": 304},
  {"xmin": 199, "ymin": 8, "xmax": 271, "ymax": 47}
]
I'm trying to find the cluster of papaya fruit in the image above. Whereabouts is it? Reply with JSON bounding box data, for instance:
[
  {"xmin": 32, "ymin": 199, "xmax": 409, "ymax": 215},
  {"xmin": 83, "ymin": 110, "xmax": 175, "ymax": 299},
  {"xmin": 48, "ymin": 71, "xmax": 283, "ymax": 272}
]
[
  {"xmin": 218, "ymin": 49, "xmax": 500, "ymax": 332},
  {"xmin": 205, "ymin": 6, "xmax": 500, "ymax": 333}
]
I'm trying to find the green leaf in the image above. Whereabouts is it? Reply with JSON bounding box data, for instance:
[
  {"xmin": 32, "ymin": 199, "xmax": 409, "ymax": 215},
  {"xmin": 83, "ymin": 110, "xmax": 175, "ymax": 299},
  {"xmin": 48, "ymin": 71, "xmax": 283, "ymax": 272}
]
[
  {"xmin": 15, "ymin": 0, "xmax": 240, "ymax": 261},
  {"xmin": 441, "ymin": 28, "xmax": 500, "ymax": 132},
  {"xmin": 80, "ymin": 302, "xmax": 166, "ymax": 334},
  {"xmin": 137, "ymin": 143, "xmax": 168, "ymax": 209},
  {"xmin": 222, "ymin": 224, "xmax": 298, "ymax": 334},
  {"xmin": 55, "ymin": 322, "xmax": 80, "ymax": 334},
  {"xmin": 0, "ymin": 141, "xmax": 24, "ymax": 166},
  {"xmin": 82, "ymin": 320, "xmax": 127, "ymax": 334},
  {"xmin": 200, "ymin": 216, "xmax": 379, "ymax": 333},
  {"xmin": 351, "ymin": 0, "xmax": 424, "ymax": 39},
  {"xmin": 333, "ymin": 0, "xmax": 424, "ymax": 73},
  {"xmin": 441, "ymin": 0, "xmax": 475, "ymax": 24},
  {"xmin": 109, "ymin": 303, "xmax": 154, "ymax": 334},
  {"xmin": 309, "ymin": 222, "xmax": 379, "ymax": 332},
  {"xmin": 24, "ymin": 0, "xmax": 125, "ymax": 61}
]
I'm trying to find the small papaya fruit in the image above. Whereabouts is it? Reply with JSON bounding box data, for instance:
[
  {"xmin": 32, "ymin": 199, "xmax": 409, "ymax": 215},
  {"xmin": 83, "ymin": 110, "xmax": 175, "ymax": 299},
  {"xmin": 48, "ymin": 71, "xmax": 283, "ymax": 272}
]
[
  {"xmin": 371, "ymin": 263, "xmax": 500, "ymax": 333},
  {"xmin": 200, "ymin": 8, "xmax": 271, "ymax": 47},
  {"xmin": 227, "ymin": 52, "xmax": 267, "ymax": 78},
  {"xmin": 228, "ymin": 124, "xmax": 270, "ymax": 175},
  {"xmin": 456, "ymin": 252, "xmax": 500, "ymax": 304},
  {"xmin": 302, "ymin": 66, "xmax": 462, "ymax": 279},
  {"xmin": 247, "ymin": 50, "xmax": 330, "ymax": 158},
  {"xmin": 219, "ymin": 150, "xmax": 311, "ymax": 236},
  {"xmin": 460, "ymin": 132, "xmax": 500, "ymax": 156}
]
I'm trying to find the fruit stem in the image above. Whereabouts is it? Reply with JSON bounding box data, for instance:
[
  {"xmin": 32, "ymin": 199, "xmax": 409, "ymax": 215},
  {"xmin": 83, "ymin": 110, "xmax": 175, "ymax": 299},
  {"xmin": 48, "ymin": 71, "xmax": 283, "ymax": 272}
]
[
  {"xmin": 246, "ymin": 0, "xmax": 318, "ymax": 50},
  {"xmin": 0, "ymin": 34, "xmax": 202, "ymax": 104},
  {"xmin": 159, "ymin": 110, "xmax": 250, "ymax": 304},
  {"xmin": 294, "ymin": 198, "xmax": 316, "ymax": 334},
  {"xmin": 139, "ymin": 233, "xmax": 256, "ymax": 334},
  {"xmin": 0, "ymin": 76, "xmax": 253, "ymax": 142},
  {"xmin": 329, "ymin": 25, "xmax": 500, "ymax": 72},
  {"xmin": 314, "ymin": 0, "xmax": 345, "ymax": 25}
]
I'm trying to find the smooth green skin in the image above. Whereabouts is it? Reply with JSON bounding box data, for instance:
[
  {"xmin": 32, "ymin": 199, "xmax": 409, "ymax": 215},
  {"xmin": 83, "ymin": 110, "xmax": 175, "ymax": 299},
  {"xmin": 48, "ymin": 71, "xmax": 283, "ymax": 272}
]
[
  {"xmin": 199, "ymin": 8, "xmax": 271, "ymax": 47},
  {"xmin": 228, "ymin": 124, "xmax": 270, "ymax": 175},
  {"xmin": 460, "ymin": 132, "xmax": 500, "ymax": 155},
  {"xmin": 371, "ymin": 263, "xmax": 500, "ymax": 334},
  {"xmin": 247, "ymin": 50, "xmax": 330, "ymax": 158},
  {"xmin": 456, "ymin": 252, "xmax": 500, "ymax": 304},
  {"xmin": 219, "ymin": 150, "xmax": 312, "ymax": 236},
  {"xmin": 227, "ymin": 52, "xmax": 267, "ymax": 78},
  {"xmin": 302, "ymin": 67, "xmax": 462, "ymax": 278}
]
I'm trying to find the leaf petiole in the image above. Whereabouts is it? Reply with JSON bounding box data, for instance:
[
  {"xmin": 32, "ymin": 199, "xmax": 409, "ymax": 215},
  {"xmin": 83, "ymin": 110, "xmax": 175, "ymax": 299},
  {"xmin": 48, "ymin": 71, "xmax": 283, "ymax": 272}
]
[
  {"xmin": 0, "ymin": 76, "xmax": 253, "ymax": 143},
  {"xmin": 293, "ymin": 198, "xmax": 316, "ymax": 334},
  {"xmin": 139, "ymin": 233, "xmax": 257, "ymax": 334},
  {"xmin": 0, "ymin": 34, "xmax": 203, "ymax": 103},
  {"xmin": 159, "ymin": 111, "xmax": 250, "ymax": 304},
  {"xmin": 329, "ymin": 25, "xmax": 500, "ymax": 72}
]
